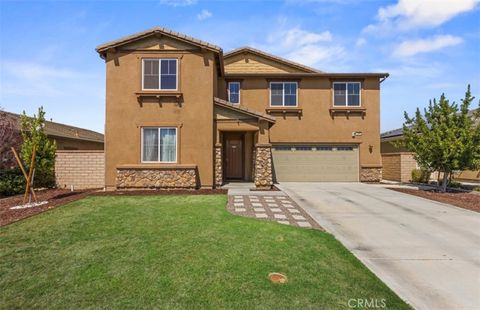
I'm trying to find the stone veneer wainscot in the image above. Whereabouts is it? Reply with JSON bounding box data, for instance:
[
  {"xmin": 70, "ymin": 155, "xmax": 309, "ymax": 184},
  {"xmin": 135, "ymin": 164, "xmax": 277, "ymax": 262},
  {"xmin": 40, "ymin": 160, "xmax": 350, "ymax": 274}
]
[
  {"xmin": 254, "ymin": 144, "xmax": 273, "ymax": 188},
  {"xmin": 360, "ymin": 166, "xmax": 382, "ymax": 182},
  {"xmin": 116, "ymin": 164, "xmax": 197, "ymax": 189}
]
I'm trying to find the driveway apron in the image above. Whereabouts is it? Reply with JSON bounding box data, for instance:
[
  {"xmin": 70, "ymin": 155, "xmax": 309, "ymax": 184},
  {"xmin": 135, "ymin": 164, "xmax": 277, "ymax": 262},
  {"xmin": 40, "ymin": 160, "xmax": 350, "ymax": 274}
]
[{"xmin": 278, "ymin": 182, "xmax": 480, "ymax": 310}]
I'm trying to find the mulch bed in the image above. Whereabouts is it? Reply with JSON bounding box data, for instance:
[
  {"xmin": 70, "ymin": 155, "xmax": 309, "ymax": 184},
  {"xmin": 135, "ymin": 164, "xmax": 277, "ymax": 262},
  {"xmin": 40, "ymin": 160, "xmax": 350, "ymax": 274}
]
[
  {"xmin": 0, "ymin": 189, "xmax": 93, "ymax": 227},
  {"xmin": 388, "ymin": 187, "xmax": 480, "ymax": 213}
]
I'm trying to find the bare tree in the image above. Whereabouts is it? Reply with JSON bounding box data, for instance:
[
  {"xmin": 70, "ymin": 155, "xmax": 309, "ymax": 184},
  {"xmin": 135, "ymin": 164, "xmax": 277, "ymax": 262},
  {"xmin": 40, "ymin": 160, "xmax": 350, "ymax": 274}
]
[{"xmin": 0, "ymin": 110, "xmax": 22, "ymax": 169}]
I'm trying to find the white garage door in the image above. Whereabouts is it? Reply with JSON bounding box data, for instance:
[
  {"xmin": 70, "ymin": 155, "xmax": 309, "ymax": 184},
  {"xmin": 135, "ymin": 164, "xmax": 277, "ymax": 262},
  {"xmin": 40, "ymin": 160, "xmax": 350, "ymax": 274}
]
[{"xmin": 271, "ymin": 145, "xmax": 359, "ymax": 182}]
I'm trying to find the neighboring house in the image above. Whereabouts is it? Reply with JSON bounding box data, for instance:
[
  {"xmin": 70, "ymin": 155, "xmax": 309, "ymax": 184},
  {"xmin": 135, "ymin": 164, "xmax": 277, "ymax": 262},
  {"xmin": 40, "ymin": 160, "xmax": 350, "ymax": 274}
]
[
  {"xmin": 0, "ymin": 111, "xmax": 104, "ymax": 169},
  {"xmin": 96, "ymin": 27, "xmax": 388, "ymax": 190},
  {"xmin": 381, "ymin": 109, "xmax": 480, "ymax": 183}
]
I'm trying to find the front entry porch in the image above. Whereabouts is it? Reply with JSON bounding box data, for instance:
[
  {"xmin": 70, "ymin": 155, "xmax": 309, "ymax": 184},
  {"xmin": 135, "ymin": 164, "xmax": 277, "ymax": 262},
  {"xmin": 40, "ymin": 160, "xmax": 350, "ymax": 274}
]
[{"xmin": 214, "ymin": 98, "xmax": 275, "ymax": 189}]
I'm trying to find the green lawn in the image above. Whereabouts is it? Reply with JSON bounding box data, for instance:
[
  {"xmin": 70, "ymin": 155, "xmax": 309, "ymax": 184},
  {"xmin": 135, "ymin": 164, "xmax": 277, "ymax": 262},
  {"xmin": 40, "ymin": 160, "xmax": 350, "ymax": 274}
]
[{"xmin": 0, "ymin": 195, "xmax": 408, "ymax": 309}]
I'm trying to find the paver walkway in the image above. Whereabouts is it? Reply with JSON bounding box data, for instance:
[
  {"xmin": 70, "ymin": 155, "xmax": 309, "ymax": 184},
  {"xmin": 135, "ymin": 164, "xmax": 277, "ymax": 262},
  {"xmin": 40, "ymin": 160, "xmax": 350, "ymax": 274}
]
[{"xmin": 227, "ymin": 194, "xmax": 321, "ymax": 229}]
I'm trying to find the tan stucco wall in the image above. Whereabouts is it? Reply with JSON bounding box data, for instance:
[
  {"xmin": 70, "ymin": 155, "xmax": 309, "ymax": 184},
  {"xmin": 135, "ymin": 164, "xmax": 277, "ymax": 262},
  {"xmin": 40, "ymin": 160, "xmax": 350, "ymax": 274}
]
[
  {"xmin": 55, "ymin": 150, "xmax": 104, "ymax": 189},
  {"xmin": 104, "ymin": 44, "xmax": 215, "ymax": 189},
  {"xmin": 218, "ymin": 77, "xmax": 382, "ymax": 169}
]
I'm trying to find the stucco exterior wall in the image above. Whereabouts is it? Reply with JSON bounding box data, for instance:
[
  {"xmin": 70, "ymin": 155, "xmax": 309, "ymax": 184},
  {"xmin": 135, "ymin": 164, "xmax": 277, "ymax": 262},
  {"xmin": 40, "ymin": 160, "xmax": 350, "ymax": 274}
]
[
  {"xmin": 218, "ymin": 76, "xmax": 383, "ymax": 171},
  {"xmin": 55, "ymin": 150, "xmax": 104, "ymax": 189},
  {"xmin": 104, "ymin": 43, "xmax": 215, "ymax": 189}
]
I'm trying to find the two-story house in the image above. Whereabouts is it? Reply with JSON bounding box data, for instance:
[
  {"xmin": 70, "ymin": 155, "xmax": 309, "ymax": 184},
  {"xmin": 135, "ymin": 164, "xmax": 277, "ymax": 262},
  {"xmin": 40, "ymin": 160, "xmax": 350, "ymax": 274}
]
[{"xmin": 96, "ymin": 27, "xmax": 388, "ymax": 190}]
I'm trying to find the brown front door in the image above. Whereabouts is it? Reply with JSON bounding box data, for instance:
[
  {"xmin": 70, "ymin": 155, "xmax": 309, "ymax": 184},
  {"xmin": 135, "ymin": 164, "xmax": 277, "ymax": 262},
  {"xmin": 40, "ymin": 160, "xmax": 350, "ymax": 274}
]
[{"xmin": 224, "ymin": 133, "xmax": 244, "ymax": 180}]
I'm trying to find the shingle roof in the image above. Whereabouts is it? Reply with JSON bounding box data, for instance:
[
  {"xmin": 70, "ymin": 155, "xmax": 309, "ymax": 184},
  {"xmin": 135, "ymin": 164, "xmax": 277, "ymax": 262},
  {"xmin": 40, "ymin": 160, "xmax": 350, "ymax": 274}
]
[
  {"xmin": 381, "ymin": 108, "xmax": 479, "ymax": 140},
  {"xmin": 381, "ymin": 127, "xmax": 404, "ymax": 140},
  {"xmin": 214, "ymin": 97, "xmax": 275, "ymax": 123},
  {"xmin": 224, "ymin": 46, "xmax": 322, "ymax": 74},
  {"xmin": 96, "ymin": 27, "xmax": 222, "ymax": 56},
  {"xmin": 1, "ymin": 111, "xmax": 104, "ymax": 143}
]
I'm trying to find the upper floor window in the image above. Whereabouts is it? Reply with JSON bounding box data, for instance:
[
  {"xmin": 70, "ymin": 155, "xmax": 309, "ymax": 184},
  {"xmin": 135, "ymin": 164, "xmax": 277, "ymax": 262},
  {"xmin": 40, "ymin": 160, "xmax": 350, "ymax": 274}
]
[
  {"xmin": 333, "ymin": 82, "xmax": 360, "ymax": 107},
  {"xmin": 228, "ymin": 82, "xmax": 240, "ymax": 104},
  {"xmin": 142, "ymin": 59, "xmax": 177, "ymax": 90},
  {"xmin": 270, "ymin": 82, "xmax": 297, "ymax": 107},
  {"xmin": 141, "ymin": 127, "xmax": 177, "ymax": 163}
]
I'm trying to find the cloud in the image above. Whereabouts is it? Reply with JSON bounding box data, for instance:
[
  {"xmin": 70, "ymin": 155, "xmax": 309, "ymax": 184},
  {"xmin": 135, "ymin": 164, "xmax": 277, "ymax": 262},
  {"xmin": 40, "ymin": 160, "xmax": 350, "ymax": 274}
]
[
  {"xmin": 197, "ymin": 9, "xmax": 212, "ymax": 21},
  {"xmin": 355, "ymin": 38, "xmax": 367, "ymax": 47},
  {"xmin": 259, "ymin": 26, "xmax": 344, "ymax": 69},
  {"xmin": 393, "ymin": 35, "xmax": 463, "ymax": 57},
  {"xmin": 159, "ymin": 0, "xmax": 196, "ymax": 7},
  {"xmin": 365, "ymin": 0, "xmax": 479, "ymax": 33},
  {"xmin": 0, "ymin": 60, "xmax": 94, "ymax": 98},
  {"xmin": 287, "ymin": 45, "xmax": 345, "ymax": 66},
  {"xmin": 2, "ymin": 61, "xmax": 76, "ymax": 80}
]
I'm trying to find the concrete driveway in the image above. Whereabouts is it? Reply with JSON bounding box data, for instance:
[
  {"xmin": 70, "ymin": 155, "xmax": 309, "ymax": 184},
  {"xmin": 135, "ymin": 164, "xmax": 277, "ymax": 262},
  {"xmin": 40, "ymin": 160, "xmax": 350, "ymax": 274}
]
[{"xmin": 278, "ymin": 182, "xmax": 480, "ymax": 310}]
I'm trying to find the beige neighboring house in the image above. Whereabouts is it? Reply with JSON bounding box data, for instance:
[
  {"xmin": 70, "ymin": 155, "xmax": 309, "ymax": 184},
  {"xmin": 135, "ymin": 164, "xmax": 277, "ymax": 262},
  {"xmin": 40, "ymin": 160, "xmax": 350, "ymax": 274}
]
[
  {"xmin": 381, "ymin": 111, "xmax": 480, "ymax": 183},
  {"xmin": 3, "ymin": 111, "xmax": 104, "ymax": 150},
  {"xmin": 96, "ymin": 27, "xmax": 389, "ymax": 190}
]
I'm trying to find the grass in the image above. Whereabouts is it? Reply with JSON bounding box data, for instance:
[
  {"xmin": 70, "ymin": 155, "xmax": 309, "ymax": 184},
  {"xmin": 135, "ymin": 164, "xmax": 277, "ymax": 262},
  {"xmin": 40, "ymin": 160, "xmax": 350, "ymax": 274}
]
[{"xmin": 0, "ymin": 195, "xmax": 409, "ymax": 309}]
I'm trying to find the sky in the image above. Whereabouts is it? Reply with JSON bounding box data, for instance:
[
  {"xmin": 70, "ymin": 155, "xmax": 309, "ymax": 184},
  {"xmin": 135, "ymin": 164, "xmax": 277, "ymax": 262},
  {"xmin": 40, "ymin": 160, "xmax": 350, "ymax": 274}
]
[{"xmin": 1, "ymin": 0, "xmax": 479, "ymax": 133}]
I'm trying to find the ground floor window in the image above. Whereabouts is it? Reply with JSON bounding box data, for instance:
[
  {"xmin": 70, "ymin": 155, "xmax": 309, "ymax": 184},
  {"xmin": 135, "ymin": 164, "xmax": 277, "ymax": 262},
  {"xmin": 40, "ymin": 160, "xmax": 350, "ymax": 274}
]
[{"xmin": 142, "ymin": 127, "xmax": 177, "ymax": 163}]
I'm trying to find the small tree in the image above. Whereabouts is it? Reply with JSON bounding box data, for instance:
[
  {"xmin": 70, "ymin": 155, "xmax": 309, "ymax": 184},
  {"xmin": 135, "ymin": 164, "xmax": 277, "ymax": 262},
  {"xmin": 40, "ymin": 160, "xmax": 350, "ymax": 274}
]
[
  {"xmin": 401, "ymin": 85, "xmax": 480, "ymax": 192},
  {"xmin": 20, "ymin": 107, "xmax": 57, "ymax": 188}
]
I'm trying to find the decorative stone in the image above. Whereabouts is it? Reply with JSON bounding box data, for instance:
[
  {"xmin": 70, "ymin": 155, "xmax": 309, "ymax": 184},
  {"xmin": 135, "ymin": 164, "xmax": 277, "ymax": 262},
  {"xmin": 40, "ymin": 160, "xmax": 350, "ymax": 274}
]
[
  {"xmin": 274, "ymin": 214, "xmax": 287, "ymax": 219},
  {"xmin": 360, "ymin": 167, "xmax": 382, "ymax": 182},
  {"xmin": 268, "ymin": 273, "xmax": 288, "ymax": 284},
  {"xmin": 235, "ymin": 208, "xmax": 246, "ymax": 212},
  {"xmin": 292, "ymin": 215, "xmax": 306, "ymax": 220},
  {"xmin": 116, "ymin": 167, "xmax": 197, "ymax": 189},
  {"xmin": 215, "ymin": 145, "xmax": 223, "ymax": 187},
  {"xmin": 255, "ymin": 213, "xmax": 268, "ymax": 218},
  {"xmin": 254, "ymin": 145, "xmax": 273, "ymax": 188},
  {"xmin": 254, "ymin": 208, "xmax": 265, "ymax": 212},
  {"xmin": 277, "ymin": 220, "xmax": 290, "ymax": 225},
  {"xmin": 270, "ymin": 208, "xmax": 282, "ymax": 213}
]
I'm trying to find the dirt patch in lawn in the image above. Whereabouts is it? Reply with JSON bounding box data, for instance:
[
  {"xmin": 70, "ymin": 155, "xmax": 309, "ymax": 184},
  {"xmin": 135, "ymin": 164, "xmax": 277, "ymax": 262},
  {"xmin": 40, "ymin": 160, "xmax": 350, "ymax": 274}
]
[
  {"xmin": 0, "ymin": 189, "xmax": 93, "ymax": 226},
  {"xmin": 388, "ymin": 188, "xmax": 480, "ymax": 213}
]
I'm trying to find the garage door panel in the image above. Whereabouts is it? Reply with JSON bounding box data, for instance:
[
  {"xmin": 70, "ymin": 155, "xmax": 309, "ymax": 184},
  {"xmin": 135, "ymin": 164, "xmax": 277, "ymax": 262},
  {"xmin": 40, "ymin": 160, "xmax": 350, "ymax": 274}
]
[{"xmin": 272, "ymin": 146, "xmax": 359, "ymax": 182}]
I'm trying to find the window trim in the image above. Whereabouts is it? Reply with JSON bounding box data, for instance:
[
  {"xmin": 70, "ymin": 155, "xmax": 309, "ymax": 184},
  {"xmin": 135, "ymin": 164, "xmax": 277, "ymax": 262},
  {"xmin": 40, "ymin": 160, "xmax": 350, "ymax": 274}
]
[
  {"xmin": 269, "ymin": 81, "xmax": 298, "ymax": 107},
  {"xmin": 227, "ymin": 81, "xmax": 241, "ymax": 104},
  {"xmin": 141, "ymin": 127, "xmax": 178, "ymax": 163},
  {"xmin": 141, "ymin": 58, "xmax": 179, "ymax": 91},
  {"xmin": 332, "ymin": 82, "xmax": 361, "ymax": 107}
]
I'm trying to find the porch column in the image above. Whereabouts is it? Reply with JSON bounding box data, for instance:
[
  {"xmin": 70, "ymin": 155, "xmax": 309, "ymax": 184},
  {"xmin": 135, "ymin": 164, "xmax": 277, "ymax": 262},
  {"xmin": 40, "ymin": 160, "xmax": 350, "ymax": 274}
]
[
  {"xmin": 254, "ymin": 143, "xmax": 273, "ymax": 189},
  {"xmin": 214, "ymin": 143, "xmax": 223, "ymax": 187}
]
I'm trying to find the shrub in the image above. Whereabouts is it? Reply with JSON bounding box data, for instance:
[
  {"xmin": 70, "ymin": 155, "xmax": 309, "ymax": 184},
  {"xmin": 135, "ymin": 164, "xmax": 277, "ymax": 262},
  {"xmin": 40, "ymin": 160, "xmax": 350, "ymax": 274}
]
[
  {"xmin": 448, "ymin": 181, "xmax": 462, "ymax": 189},
  {"xmin": 474, "ymin": 187, "xmax": 480, "ymax": 192},
  {"xmin": 0, "ymin": 168, "xmax": 25, "ymax": 197},
  {"xmin": 411, "ymin": 169, "xmax": 430, "ymax": 183}
]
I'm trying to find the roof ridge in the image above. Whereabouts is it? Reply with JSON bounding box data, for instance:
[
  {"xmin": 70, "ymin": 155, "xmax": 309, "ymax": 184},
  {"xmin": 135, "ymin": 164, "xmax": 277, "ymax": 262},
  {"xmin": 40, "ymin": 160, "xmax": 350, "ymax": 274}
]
[
  {"xmin": 0, "ymin": 111, "xmax": 104, "ymax": 142},
  {"xmin": 223, "ymin": 46, "xmax": 323, "ymax": 73},
  {"xmin": 96, "ymin": 27, "xmax": 222, "ymax": 54}
]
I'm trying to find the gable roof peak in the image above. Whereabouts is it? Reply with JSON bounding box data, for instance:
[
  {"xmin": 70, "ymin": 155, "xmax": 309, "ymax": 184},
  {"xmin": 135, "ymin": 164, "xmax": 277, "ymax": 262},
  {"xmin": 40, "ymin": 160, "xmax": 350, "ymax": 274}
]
[
  {"xmin": 95, "ymin": 26, "xmax": 222, "ymax": 56},
  {"xmin": 223, "ymin": 46, "xmax": 323, "ymax": 73}
]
